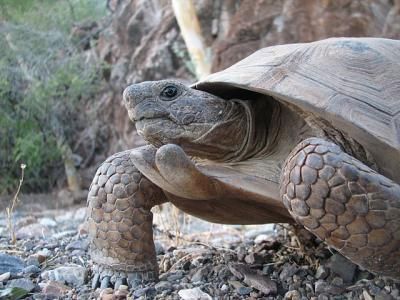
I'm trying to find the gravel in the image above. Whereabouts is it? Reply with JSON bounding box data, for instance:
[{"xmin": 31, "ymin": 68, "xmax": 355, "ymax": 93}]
[{"xmin": 0, "ymin": 205, "xmax": 399, "ymax": 299}]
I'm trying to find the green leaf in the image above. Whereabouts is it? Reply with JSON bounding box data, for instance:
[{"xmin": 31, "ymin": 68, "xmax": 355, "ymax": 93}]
[{"xmin": 0, "ymin": 287, "xmax": 29, "ymax": 300}]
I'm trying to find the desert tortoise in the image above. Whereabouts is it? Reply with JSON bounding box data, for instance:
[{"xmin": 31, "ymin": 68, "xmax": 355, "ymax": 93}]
[{"xmin": 87, "ymin": 37, "xmax": 400, "ymax": 288}]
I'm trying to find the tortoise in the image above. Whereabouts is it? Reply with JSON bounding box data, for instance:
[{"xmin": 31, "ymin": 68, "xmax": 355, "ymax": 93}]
[{"xmin": 87, "ymin": 37, "xmax": 400, "ymax": 289}]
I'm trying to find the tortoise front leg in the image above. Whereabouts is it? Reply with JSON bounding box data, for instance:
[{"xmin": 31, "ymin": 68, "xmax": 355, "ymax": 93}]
[
  {"xmin": 87, "ymin": 149, "xmax": 167, "ymax": 289},
  {"xmin": 280, "ymin": 138, "xmax": 400, "ymax": 279}
]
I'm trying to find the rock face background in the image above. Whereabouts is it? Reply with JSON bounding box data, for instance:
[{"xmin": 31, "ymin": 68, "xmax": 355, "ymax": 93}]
[{"xmin": 94, "ymin": 0, "xmax": 400, "ymax": 157}]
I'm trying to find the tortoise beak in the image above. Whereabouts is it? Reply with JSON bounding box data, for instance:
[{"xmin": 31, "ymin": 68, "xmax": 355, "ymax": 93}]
[
  {"xmin": 123, "ymin": 84, "xmax": 168, "ymax": 123},
  {"xmin": 123, "ymin": 84, "xmax": 151, "ymax": 109}
]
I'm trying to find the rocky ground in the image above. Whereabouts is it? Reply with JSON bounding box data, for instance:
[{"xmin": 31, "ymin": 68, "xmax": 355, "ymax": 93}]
[{"xmin": 0, "ymin": 200, "xmax": 399, "ymax": 300}]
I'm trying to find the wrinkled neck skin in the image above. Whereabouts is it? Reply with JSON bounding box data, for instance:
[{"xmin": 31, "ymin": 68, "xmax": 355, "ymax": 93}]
[{"xmin": 188, "ymin": 98, "xmax": 276, "ymax": 163}]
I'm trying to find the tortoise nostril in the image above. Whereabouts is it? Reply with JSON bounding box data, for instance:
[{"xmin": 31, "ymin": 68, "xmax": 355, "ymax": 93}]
[{"xmin": 123, "ymin": 85, "xmax": 140, "ymax": 107}]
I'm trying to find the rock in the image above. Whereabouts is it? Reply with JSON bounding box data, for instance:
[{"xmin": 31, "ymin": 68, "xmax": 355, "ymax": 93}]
[
  {"xmin": 375, "ymin": 291, "xmax": 393, "ymax": 300},
  {"xmin": 244, "ymin": 252, "xmax": 265, "ymax": 265},
  {"xmin": 65, "ymin": 239, "xmax": 89, "ymax": 251},
  {"xmin": 229, "ymin": 264, "xmax": 244, "ymax": 280},
  {"xmin": 7, "ymin": 278, "xmax": 35, "ymax": 292},
  {"xmin": 41, "ymin": 281, "xmax": 71, "ymax": 298},
  {"xmin": 0, "ymin": 253, "xmax": 25, "ymax": 275},
  {"xmin": 315, "ymin": 280, "xmax": 329, "ymax": 294},
  {"xmin": 178, "ymin": 287, "xmax": 212, "ymax": 300},
  {"xmin": 279, "ymin": 263, "xmax": 298, "ymax": 281},
  {"xmin": 99, "ymin": 288, "xmax": 114, "ymax": 300},
  {"xmin": 391, "ymin": 289, "xmax": 399, "ymax": 298},
  {"xmin": 15, "ymin": 223, "xmax": 51, "ymax": 239},
  {"xmin": 39, "ymin": 217, "xmax": 57, "ymax": 227},
  {"xmin": 237, "ymin": 246, "xmax": 247, "ymax": 261},
  {"xmin": 37, "ymin": 248, "xmax": 51, "ymax": 257},
  {"xmin": 133, "ymin": 286, "xmax": 156, "ymax": 298},
  {"xmin": 230, "ymin": 263, "xmax": 278, "ymax": 295},
  {"xmin": 22, "ymin": 265, "xmax": 41, "ymax": 275},
  {"xmin": 237, "ymin": 286, "xmax": 252, "ymax": 295},
  {"xmin": 285, "ymin": 290, "xmax": 301, "ymax": 300},
  {"xmin": 41, "ymin": 265, "xmax": 88, "ymax": 287},
  {"xmin": 315, "ymin": 265, "xmax": 329, "ymax": 280},
  {"xmin": 254, "ymin": 234, "xmax": 272, "ymax": 244},
  {"xmin": 363, "ymin": 290, "xmax": 374, "ymax": 300},
  {"xmin": 26, "ymin": 254, "xmax": 45, "ymax": 267},
  {"xmin": 115, "ymin": 285, "xmax": 129, "ymax": 299},
  {"xmin": 328, "ymin": 254, "xmax": 356, "ymax": 282},
  {"xmin": 22, "ymin": 240, "xmax": 35, "ymax": 251},
  {"xmin": 0, "ymin": 272, "xmax": 10, "ymax": 282},
  {"xmin": 331, "ymin": 276, "xmax": 343, "ymax": 287},
  {"xmin": 190, "ymin": 265, "xmax": 211, "ymax": 283},
  {"xmin": 167, "ymin": 270, "xmax": 184, "ymax": 282},
  {"xmin": 314, "ymin": 279, "xmax": 344, "ymax": 296},
  {"xmin": 243, "ymin": 272, "xmax": 277, "ymax": 296},
  {"xmin": 228, "ymin": 280, "xmax": 245, "ymax": 290},
  {"xmin": 154, "ymin": 280, "xmax": 172, "ymax": 291}
]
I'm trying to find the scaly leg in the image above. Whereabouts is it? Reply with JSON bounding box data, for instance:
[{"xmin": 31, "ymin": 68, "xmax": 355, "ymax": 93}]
[
  {"xmin": 280, "ymin": 138, "xmax": 400, "ymax": 279},
  {"xmin": 87, "ymin": 149, "xmax": 167, "ymax": 289}
]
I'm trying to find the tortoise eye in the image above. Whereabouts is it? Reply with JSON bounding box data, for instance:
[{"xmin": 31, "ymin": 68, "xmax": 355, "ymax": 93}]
[{"xmin": 160, "ymin": 85, "xmax": 178, "ymax": 100}]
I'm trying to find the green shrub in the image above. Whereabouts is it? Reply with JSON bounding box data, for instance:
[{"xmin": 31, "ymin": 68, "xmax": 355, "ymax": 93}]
[{"xmin": 0, "ymin": 0, "xmax": 106, "ymax": 194}]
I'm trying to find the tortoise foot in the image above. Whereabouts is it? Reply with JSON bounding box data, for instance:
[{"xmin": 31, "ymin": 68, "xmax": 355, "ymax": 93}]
[
  {"xmin": 91, "ymin": 264, "xmax": 158, "ymax": 290},
  {"xmin": 87, "ymin": 150, "xmax": 167, "ymax": 290},
  {"xmin": 281, "ymin": 138, "xmax": 400, "ymax": 280}
]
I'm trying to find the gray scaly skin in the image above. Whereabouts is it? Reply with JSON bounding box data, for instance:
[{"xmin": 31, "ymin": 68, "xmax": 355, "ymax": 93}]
[{"xmin": 87, "ymin": 80, "xmax": 400, "ymax": 289}]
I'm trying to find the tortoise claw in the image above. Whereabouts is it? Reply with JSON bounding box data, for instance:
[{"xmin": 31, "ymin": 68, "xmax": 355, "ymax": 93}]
[{"xmin": 91, "ymin": 265, "xmax": 157, "ymax": 290}]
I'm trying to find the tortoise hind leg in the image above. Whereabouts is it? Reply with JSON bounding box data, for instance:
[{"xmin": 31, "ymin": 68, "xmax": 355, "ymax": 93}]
[
  {"xmin": 280, "ymin": 138, "xmax": 400, "ymax": 280},
  {"xmin": 87, "ymin": 149, "xmax": 167, "ymax": 289}
]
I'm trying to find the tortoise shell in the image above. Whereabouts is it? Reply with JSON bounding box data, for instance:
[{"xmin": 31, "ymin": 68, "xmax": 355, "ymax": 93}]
[{"xmin": 195, "ymin": 38, "xmax": 400, "ymax": 183}]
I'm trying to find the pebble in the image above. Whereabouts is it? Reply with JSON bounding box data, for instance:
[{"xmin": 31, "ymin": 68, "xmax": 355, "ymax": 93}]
[
  {"xmin": 363, "ymin": 290, "xmax": 373, "ymax": 300},
  {"xmin": 315, "ymin": 280, "xmax": 329, "ymax": 294},
  {"xmin": 315, "ymin": 265, "xmax": 329, "ymax": 279},
  {"xmin": 26, "ymin": 254, "xmax": 45, "ymax": 266},
  {"xmin": 285, "ymin": 290, "xmax": 301, "ymax": 300},
  {"xmin": 16, "ymin": 223, "xmax": 51, "ymax": 239},
  {"xmin": 167, "ymin": 270, "xmax": 184, "ymax": 282},
  {"xmin": 243, "ymin": 272, "xmax": 277, "ymax": 295},
  {"xmin": 133, "ymin": 286, "xmax": 156, "ymax": 298},
  {"xmin": 280, "ymin": 263, "xmax": 298, "ymax": 281},
  {"xmin": 0, "ymin": 272, "xmax": 11, "ymax": 282},
  {"xmin": 328, "ymin": 254, "xmax": 356, "ymax": 282},
  {"xmin": 22, "ymin": 265, "xmax": 41, "ymax": 275},
  {"xmin": 237, "ymin": 286, "xmax": 252, "ymax": 295},
  {"xmin": 155, "ymin": 280, "xmax": 172, "ymax": 291},
  {"xmin": 7, "ymin": 278, "xmax": 36, "ymax": 292},
  {"xmin": 191, "ymin": 265, "xmax": 211, "ymax": 283},
  {"xmin": 39, "ymin": 217, "xmax": 57, "ymax": 227},
  {"xmin": 65, "ymin": 239, "xmax": 89, "ymax": 251},
  {"xmin": 244, "ymin": 252, "xmax": 265, "ymax": 264},
  {"xmin": 0, "ymin": 253, "xmax": 25, "ymax": 275},
  {"xmin": 40, "ymin": 280, "xmax": 71, "ymax": 298},
  {"xmin": 178, "ymin": 287, "xmax": 212, "ymax": 300},
  {"xmin": 41, "ymin": 264, "xmax": 88, "ymax": 286}
]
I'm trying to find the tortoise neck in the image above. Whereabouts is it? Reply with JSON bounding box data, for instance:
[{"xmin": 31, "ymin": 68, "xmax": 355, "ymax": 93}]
[{"xmin": 228, "ymin": 98, "xmax": 278, "ymax": 162}]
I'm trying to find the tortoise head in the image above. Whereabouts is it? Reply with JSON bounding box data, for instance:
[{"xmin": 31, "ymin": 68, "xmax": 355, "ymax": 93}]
[{"xmin": 123, "ymin": 80, "xmax": 253, "ymax": 161}]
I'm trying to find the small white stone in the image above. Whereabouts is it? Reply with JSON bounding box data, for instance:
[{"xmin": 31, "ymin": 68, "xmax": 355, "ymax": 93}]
[
  {"xmin": 39, "ymin": 217, "xmax": 57, "ymax": 227},
  {"xmin": 178, "ymin": 287, "xmax": 212, "ymax": 300}
]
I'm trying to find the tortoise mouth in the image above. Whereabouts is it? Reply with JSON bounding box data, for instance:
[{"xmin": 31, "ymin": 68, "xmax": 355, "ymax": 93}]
[{"xmin": 131, "ymin": 109, "xmax": 169, "ymax": 123}]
